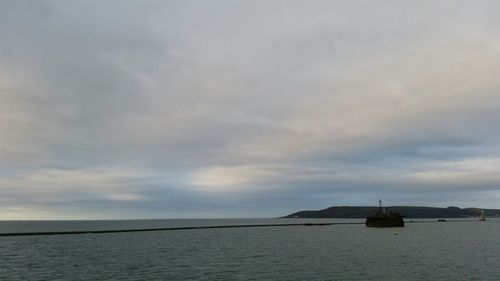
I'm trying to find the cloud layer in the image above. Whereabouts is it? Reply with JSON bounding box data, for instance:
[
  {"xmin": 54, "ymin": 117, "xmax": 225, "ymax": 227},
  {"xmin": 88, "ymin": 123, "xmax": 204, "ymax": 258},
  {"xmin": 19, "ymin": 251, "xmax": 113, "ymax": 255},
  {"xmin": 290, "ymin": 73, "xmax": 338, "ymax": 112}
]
[{"xmin": 2, "ymin": 1, "xmax": 500, "ymax": 219}]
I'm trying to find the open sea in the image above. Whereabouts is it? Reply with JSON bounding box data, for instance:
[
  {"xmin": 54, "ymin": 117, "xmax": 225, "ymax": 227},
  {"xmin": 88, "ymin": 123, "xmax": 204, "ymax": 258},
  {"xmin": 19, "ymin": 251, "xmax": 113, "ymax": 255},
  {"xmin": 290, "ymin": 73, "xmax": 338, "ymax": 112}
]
[{"xmin": 1, "ymin": 218, "xmax": 499, "ymax": 280}]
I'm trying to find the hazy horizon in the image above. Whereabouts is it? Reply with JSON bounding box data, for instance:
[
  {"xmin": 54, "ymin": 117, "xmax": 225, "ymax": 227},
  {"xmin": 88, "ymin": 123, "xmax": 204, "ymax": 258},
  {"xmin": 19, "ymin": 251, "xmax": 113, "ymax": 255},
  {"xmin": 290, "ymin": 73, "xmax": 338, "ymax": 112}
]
[{"xmin": 2, "ymin": 1, "xmax": 500, "ymax": 219}]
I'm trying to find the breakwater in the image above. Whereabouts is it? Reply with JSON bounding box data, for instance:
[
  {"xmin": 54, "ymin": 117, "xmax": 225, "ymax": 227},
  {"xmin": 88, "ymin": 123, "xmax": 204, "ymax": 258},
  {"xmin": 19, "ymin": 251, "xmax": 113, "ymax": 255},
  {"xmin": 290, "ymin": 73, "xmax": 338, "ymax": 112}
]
[{"xmin": 0, "ymin": 222, "xmax": 363, "ymax": 237}]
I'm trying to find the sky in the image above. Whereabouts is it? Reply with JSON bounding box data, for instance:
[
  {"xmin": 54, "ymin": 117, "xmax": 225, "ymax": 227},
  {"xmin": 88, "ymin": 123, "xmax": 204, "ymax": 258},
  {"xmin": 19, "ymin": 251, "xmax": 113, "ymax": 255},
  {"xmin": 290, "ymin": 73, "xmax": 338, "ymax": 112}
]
[{"xmin": 1, "ymin": 1, "xmax": 500, "ymax": 219}]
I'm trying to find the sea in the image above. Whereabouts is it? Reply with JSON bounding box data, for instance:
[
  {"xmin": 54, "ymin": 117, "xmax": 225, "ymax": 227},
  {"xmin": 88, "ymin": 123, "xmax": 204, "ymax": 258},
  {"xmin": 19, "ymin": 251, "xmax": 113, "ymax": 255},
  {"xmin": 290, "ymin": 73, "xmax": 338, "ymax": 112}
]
[{"xmin": 1, "ymin": 218, "xmax": 499, "ymax": 280}]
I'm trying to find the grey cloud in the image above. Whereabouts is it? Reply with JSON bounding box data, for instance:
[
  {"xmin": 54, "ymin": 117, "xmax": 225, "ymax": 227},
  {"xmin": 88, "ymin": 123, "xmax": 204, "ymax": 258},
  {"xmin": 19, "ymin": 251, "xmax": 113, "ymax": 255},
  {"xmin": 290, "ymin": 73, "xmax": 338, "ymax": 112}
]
[{"xmin": 2, "ymin": 1, "xmax": 500, "ymax": 219}]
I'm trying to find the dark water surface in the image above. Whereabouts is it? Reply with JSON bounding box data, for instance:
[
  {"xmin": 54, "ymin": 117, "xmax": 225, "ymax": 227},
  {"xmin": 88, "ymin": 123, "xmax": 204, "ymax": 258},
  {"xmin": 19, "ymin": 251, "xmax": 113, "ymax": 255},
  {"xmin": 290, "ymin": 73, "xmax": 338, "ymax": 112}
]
[{"xmin": 1, "ymin": 218, "xmax": 499, "ymax": 280}]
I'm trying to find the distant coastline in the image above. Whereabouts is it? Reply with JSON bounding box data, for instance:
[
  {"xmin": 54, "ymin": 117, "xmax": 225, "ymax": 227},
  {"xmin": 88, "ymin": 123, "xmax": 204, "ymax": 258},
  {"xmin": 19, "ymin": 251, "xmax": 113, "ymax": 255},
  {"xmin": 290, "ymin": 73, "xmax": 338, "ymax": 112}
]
[{"xmin": 284, "ymin": 206, "xmax": 500, "ymax": 219}]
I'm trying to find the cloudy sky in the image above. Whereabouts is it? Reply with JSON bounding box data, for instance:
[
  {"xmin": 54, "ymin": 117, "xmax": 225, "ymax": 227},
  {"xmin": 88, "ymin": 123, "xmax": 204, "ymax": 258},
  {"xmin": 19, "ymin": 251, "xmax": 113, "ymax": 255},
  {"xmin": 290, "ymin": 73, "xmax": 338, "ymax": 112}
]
[{"xmin": 2, "ymin": 1, "xmax": 500, "ymax": 219}]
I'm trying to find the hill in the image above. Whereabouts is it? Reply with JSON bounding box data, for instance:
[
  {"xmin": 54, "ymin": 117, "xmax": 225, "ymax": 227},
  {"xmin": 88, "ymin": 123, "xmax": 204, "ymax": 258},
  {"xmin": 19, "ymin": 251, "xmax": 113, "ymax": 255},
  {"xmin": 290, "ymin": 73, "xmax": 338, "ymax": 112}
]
[{"xmin": 284, "ymin": 206, "xmax": 500, "ymax": 218}]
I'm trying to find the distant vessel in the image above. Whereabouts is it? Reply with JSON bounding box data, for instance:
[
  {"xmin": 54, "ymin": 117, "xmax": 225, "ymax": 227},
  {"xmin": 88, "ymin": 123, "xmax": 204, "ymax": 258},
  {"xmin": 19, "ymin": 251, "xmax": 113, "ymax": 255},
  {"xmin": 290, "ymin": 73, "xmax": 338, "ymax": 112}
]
[
  {"xmin": 480, "ymin": 210, "xmax": 486, "ymax": 221},
  {"xmin": 365, "ymin": 200, "xmax": 404, "ymax": 227}
]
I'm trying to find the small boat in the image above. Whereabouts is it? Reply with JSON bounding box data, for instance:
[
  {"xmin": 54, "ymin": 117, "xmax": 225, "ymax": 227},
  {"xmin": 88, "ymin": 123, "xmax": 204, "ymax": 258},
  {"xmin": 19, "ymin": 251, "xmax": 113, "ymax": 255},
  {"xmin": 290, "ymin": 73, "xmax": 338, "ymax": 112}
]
[{"xmin": 480, "ymin": 210, "xmax": 486, "ymax": 221}]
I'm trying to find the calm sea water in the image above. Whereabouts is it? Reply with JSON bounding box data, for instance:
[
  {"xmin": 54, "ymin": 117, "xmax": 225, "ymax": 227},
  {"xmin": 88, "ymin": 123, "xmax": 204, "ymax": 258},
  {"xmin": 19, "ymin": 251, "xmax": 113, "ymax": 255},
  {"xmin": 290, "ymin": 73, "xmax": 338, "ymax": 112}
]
[{"xmin": 1, "ymin": 218, "xmax": 499, "ymax": 280}]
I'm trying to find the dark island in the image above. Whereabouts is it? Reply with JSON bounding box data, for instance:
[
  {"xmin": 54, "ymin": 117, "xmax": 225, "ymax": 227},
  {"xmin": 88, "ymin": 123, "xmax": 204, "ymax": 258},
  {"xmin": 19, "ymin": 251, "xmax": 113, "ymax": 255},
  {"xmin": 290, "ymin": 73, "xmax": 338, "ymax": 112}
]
[{"xmin": 284, "ymin": 205, "xmax": 500, "ymax": 219}]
